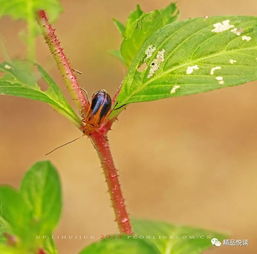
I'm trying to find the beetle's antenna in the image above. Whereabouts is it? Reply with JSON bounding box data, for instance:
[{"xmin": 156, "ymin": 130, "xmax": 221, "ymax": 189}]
[{"xmin": 45, "ymin": 135, "xmax": 84, "ymax": 156}]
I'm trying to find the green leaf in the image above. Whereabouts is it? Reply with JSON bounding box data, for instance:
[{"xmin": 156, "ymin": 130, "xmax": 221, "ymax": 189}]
[
  {"xmin": 0, "ymin": 0, "xmax": 62, "ymax": 60},
  {"xmin": 112, "ymin": 16, "xmax": 257, "ymax": 116},
  {"xmin": 35, "ymin": 64, "xmax": 81, "ymax": 125},
  {"xmin": 125, "ymin": 4, "xmax": 144, "ymax": 31},
  {"xmin": 115, "ymin": 3, "xmax": 179, "ymax": 66},
  {"xmin": 80, "ymin": 219, "xmax": 227, "ymax": 254},
  {"xmin": 113, "ymin": 19, "xmax": 125, "ymax": 35},
  {"xmin": 20, "ymin": 161, "xmax": 62, "ymax": 234},
  {"xmin": 0, "ymin": 0, "xmax": 61, "ymax": 21},
  {"xmin": 0, "ymin": 161, "xmax": 61, "ymax": 253},
  {"xmin": 0, "ymin": 61, "xmax": 81, "ymax": 127},
  {"xmin": 80, "ymin": 235, "xmax": 159, "ymax": 254},
  {"xmin": 0, "ymin": 186, "xmax": 32, "ymax": 237},
  {"xmin": 132, "ymin": 219, "xmax": 227, "ymax": 254}
]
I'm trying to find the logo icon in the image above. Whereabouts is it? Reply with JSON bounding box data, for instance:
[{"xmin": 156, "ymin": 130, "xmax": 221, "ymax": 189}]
[{"xmin": 211, "ymin": 238, "xmax": 222, "ymax": 247}]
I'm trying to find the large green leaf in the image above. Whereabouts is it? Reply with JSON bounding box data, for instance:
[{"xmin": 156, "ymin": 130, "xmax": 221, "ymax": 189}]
[
  {"xmin": 80, "ymin": 235, "xmax": 160, "ymax": 254},
  {"xmin": 0, "ymin": 161, "xmax": 61, "ymax": 253},
  {"xmin": 132, "ymin": 219, "xmax": 227, "ymax": 254},
  {"xmin": 0, "ymin": 61, "xmax": 81, "ymax": 127},
  {"xmin": 80, "ymin": 219, "xmax": 227, "ymax": 254},
  {"xmin": 112, "ymin": 16, "xmax": 257, "ymax": 116},
  {"xmin": 20, "ymin": 161, "xmax": 61, "ymax": 234},
  {"xmin": 0, "ymin": 186, "xmax": 32, "ymax": 237},
  {"xmin": 114, "ymin": 3, "xmax": 179, "ymax": 66}
]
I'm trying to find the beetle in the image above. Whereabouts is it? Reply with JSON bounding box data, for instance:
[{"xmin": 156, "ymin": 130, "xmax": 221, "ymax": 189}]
[{"xmin": 85, "ymin": 89, "xmax": 112, "ymax": 128}]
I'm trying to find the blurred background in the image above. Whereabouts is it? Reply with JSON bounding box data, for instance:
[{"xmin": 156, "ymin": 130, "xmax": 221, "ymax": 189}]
[{"xmin": 0, "ymin": 0, "xmax": 257, "ymax": 253}]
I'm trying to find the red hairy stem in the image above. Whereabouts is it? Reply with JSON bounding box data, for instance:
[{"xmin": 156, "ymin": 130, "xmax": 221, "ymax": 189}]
[
  {"xmin": 38, "ymin": 10, "xmax": 131, "ymax": 235},
  {"xmin": 90, "ymin": 130, "xmax": 133, "ymax": 234},
  {"xmin": 37, "ymin": 10, "xmax": 89, "ymax": 116}
]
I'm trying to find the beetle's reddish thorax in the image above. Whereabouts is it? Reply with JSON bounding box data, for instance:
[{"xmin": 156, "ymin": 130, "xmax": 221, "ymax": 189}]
[{"xmin": 84, "ymin": 90, "xmax": 112, "ymax": 133}]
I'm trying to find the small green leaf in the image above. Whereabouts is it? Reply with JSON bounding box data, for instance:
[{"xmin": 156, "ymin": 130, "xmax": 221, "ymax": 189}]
[
  {"xmin": 126, "ymin": 4, "xmax": 144, "ymax": 31},
  {"xmin": 132, "ymin": 219, "xmax": 227, "ymax": 254},
  {"xmin": 0, "ymin": 186, "xmax": 32, "ymax": 237},
  {"xmin": 0, "ymin": 61, "xmax": 81, "ymax": 127},
  {"xmin": 20, "ymin": 161, "xmax": 62, "ymax": 234},
  {"xmin": 113, "ymin": 19, "xmax": 125, "ymax": 35},
  {"xmin": 115, "ymin": 3, "xmax": 179, "ymax": 66},
  {"xmin": 112, "ymin": 16, "xmax": 257, "ymax": 116},
  {"xmin": 80, "ymin": 235, "xmax": 159, "ymax": 254}
]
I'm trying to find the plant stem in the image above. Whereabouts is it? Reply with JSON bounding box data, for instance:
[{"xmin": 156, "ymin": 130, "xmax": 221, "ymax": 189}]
[
  {"xmin": 37, "ymin": 10, "xmax": 90, "ymax": 116},
  {"xmin": 90, "ymin": 131, "xmax": 133, "ymax": 234},
  {"xmin": 37, "ymin": 10, "xmax": 131, "ymax": 235}
]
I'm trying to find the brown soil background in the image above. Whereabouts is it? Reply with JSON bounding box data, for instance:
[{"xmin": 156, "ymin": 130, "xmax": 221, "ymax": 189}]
[{"xmin": 0, "ymin": 0, "xmax": 256, "ymax": 253}]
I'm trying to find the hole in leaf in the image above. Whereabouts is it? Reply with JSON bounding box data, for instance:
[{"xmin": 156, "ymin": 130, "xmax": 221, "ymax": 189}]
[
  {"xmin": 33, "ymin": 65, "xmax": 48, "ymax": 91},
  {"xmin": 38, "ymin": 79, "xmax": 48, "ymax": 91}
]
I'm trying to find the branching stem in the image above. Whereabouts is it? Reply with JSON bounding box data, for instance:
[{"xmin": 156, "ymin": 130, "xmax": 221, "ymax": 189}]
[{"xmin": 38, "ymin": 10, "xmax": 132, "ymax": 235}]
